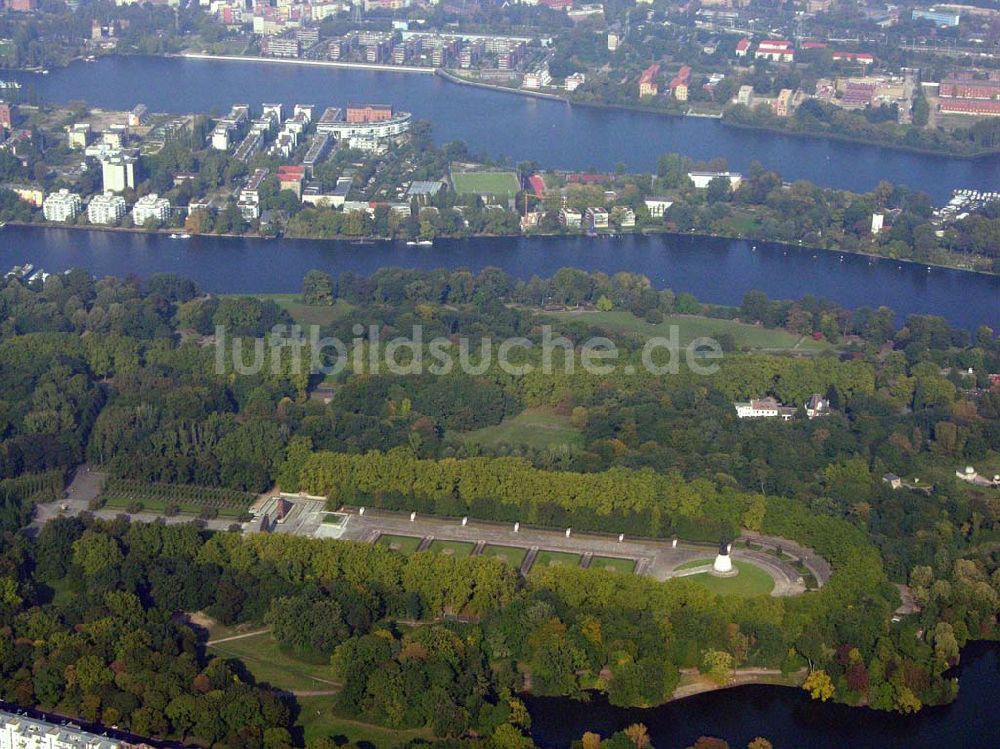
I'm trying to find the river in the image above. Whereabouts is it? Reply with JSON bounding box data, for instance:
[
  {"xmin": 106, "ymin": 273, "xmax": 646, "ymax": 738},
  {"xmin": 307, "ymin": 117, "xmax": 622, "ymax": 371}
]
[
  {"xmin": 3, "ymin": 226, "xmax": 998, "ymax": 330},
  {"xmin": 6, "ymin": 55, "xmax": 1000, "ymax": 201},
  {"xmin": 525, "ymin": 642, "xmax": 1000, "ymax": 749}
]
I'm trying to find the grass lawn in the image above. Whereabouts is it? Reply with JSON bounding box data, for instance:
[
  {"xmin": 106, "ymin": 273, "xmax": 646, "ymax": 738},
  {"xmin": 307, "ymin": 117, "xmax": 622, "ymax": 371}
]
[
  {"xmin": 207, "ymin": 631, "xmax": 340, "ymax": 692},
  {"xmin": 427, "ymin": 539, "xmax": 475, "ymax": 558},
  {"xmin": 481, "ymin": 544, "xmax": 528, "ymax": 569},
  {"xmin": 531, "ymin": 550, "xmax": 581, "ymax": 572},
  {"xmin": 674, "ymin": 558, "xmax": 775, "ymax": 597},
  {"xmin": 451, "ymin": 170, "xmax": 520, "ymax": 198},
  {"xmin": 545, "ymin": 309, "xmax": 829, "ymax": 352},
  {"xmin": 297, "ymin": 696, "xmax": 433, "ymax": 748},
  {"xmin": 233, "ymin": 294, "xmax": 354, "ymax": 327},
  {"xmin": 589, "ymin": 556, "xmax": 637, "ymax": 574},
  {"xmin": 102, "ymin": 494, "xmax": 245, "ymax": 518},
  {"xmin": 376, "ymin": 534, "xmax": 424, "ymax": 555},
  {"xmin": 459, "ymin": 407, "xmax": 583, "ymax": 451}
]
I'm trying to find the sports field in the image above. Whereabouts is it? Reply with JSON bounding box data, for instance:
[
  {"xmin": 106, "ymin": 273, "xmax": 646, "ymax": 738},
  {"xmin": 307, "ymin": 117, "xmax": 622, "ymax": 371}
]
[{"xmin": 452, "ymin": 170, "xmax": 520, "ymax": 197}]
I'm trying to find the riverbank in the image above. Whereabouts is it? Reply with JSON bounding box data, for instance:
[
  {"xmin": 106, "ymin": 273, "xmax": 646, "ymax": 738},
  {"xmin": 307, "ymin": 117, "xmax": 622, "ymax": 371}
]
[
  {"xmin": 671, "ymin": 667, "xmax": 807, "ymax": 700},
  {"xmin": 174, "ymin": 51, "xmax": 434, "ymax": 75},
  {"xmin": 720, "ymin": 115, "xmax": 1000, "ymax": 161},
  {"xmin": 2, "ymin": 220, "xmax": 263, "ymax": 242},
  {"xmin": 434, "ymin": 68, "xmax": 568, "ymax": 102}
]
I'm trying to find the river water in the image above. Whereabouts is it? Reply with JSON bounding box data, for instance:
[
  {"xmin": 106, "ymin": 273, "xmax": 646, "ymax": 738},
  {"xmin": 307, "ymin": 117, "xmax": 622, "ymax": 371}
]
[
  {"xmin": 6, "ymin": 55, "xmax": 1000, "ymax": 201},
  {"xmin": 3, "ymin": 226, "xmax": 997, "ymax": 330},
  {"xmin": 525, "ymin": 642, "xmax": 1000, "ymax": 749}
]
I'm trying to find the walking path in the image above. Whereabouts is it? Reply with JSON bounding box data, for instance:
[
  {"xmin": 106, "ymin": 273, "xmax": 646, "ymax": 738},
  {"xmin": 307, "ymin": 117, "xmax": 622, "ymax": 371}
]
[{"xmin": 206, "ymin": 628, "xmax": 272, "ymax": 647}]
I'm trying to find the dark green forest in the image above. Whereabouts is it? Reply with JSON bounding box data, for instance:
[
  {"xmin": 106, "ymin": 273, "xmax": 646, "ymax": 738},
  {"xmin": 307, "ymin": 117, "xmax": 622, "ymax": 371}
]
[{"xmin": 0, "ymin": 266, "xmax": 999, "ymax": 749}]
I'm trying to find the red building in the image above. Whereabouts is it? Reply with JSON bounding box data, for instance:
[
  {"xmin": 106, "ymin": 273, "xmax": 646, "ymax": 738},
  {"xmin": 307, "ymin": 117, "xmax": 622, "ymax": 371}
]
[
  {"xmin": 939, "ymin": 79, "xmax": 1000, "ymax": 100},
  {"xmin": 345, "ymin": 104, "xmax": 394, "ymax": 123},
  {"xmin": 0, "ymin": 102, "xmax": 12, "ymax": 130},
  {"xmin": 669, "ymin": 65, "xmax": 691, "ymax": 90},
  {"xmin": 529, "ymin": 174, "xmax": 546, "ymax": 199},
  {"xmin": 8, "ymin": 0, "xmax": 37, "ymax": 11},
  {"xmin": 939, "ymin": 99, "xmax": 1000, "ymax": 116},
  {"xmin": 276, "ymin": 165, "xmax": 306, "ymax": 197},
  {"xmin": 638, "ymin": 64, "xmax": 660, "ymax": 97}
]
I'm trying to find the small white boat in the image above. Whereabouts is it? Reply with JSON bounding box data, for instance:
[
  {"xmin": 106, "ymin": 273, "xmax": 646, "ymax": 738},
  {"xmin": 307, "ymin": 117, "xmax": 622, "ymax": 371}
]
[
  {"xmin": 417, "ymin": 240, "xmax": 433, "ymax": 246},
  {"xmin": 405, "ymin": 240, "xmax": 418, "ymax": 246}
]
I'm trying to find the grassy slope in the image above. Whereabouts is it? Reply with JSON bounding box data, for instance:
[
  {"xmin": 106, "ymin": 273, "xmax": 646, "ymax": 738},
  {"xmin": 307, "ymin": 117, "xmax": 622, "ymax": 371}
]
[
  {"xmin": 459, "ymin": 406, "xmax": 584, "ymax": 451},
  {"xmin": 240, "ymin": 294, "xmax": 355, "ymax": 328},
  {"xmin": 207, "ymin": 632, "xmax": 339, "ymax": 692},
  {"xmin": 296, "ymin": 697, "xmax": 433, "ymax": 747},
  {"xmin": 546, "ymin": 309, "xmax": 830, "ymax": 351},
  {"xmin": 207, "ymin": 631, "xmax": 430, "ymax": 748}
]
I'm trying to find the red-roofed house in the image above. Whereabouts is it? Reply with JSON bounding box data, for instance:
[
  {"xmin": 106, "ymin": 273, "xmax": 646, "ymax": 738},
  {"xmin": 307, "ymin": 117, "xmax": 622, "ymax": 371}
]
[
  {"xmin": 669, "ymin": 65, "xmax": 692, "ymax": 101},
  {"xmin": 735, "ymin": 38, "xmax": 750, "ymax": 57},
  {"xmin": 277, "ymin": 165, "xmax": 305, "ymax": 198},
  {"xmin": 939, "ymin": 78, "xmax": 1000, "ymax": 100},
  {"xmin": 939, "ymin": 99, "xmax": 1000, "ymax": 116},
  {"xmin": 756, "ymin": 40, "xmax": 795, "ymax": 62},
  {"xmin": 529, "ymin": 174, "xmax": 546, "ymax": 198},
  {"xmin": 639, "ymin": 64, "xmax": 661, "ymax": 97}
]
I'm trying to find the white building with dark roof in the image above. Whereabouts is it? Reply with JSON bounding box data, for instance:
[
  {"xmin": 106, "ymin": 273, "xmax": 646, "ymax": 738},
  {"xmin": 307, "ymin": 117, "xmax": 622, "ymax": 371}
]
[{"xmin": 734, "ymin": 396, "xmax": 797, "ymax": 420}]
